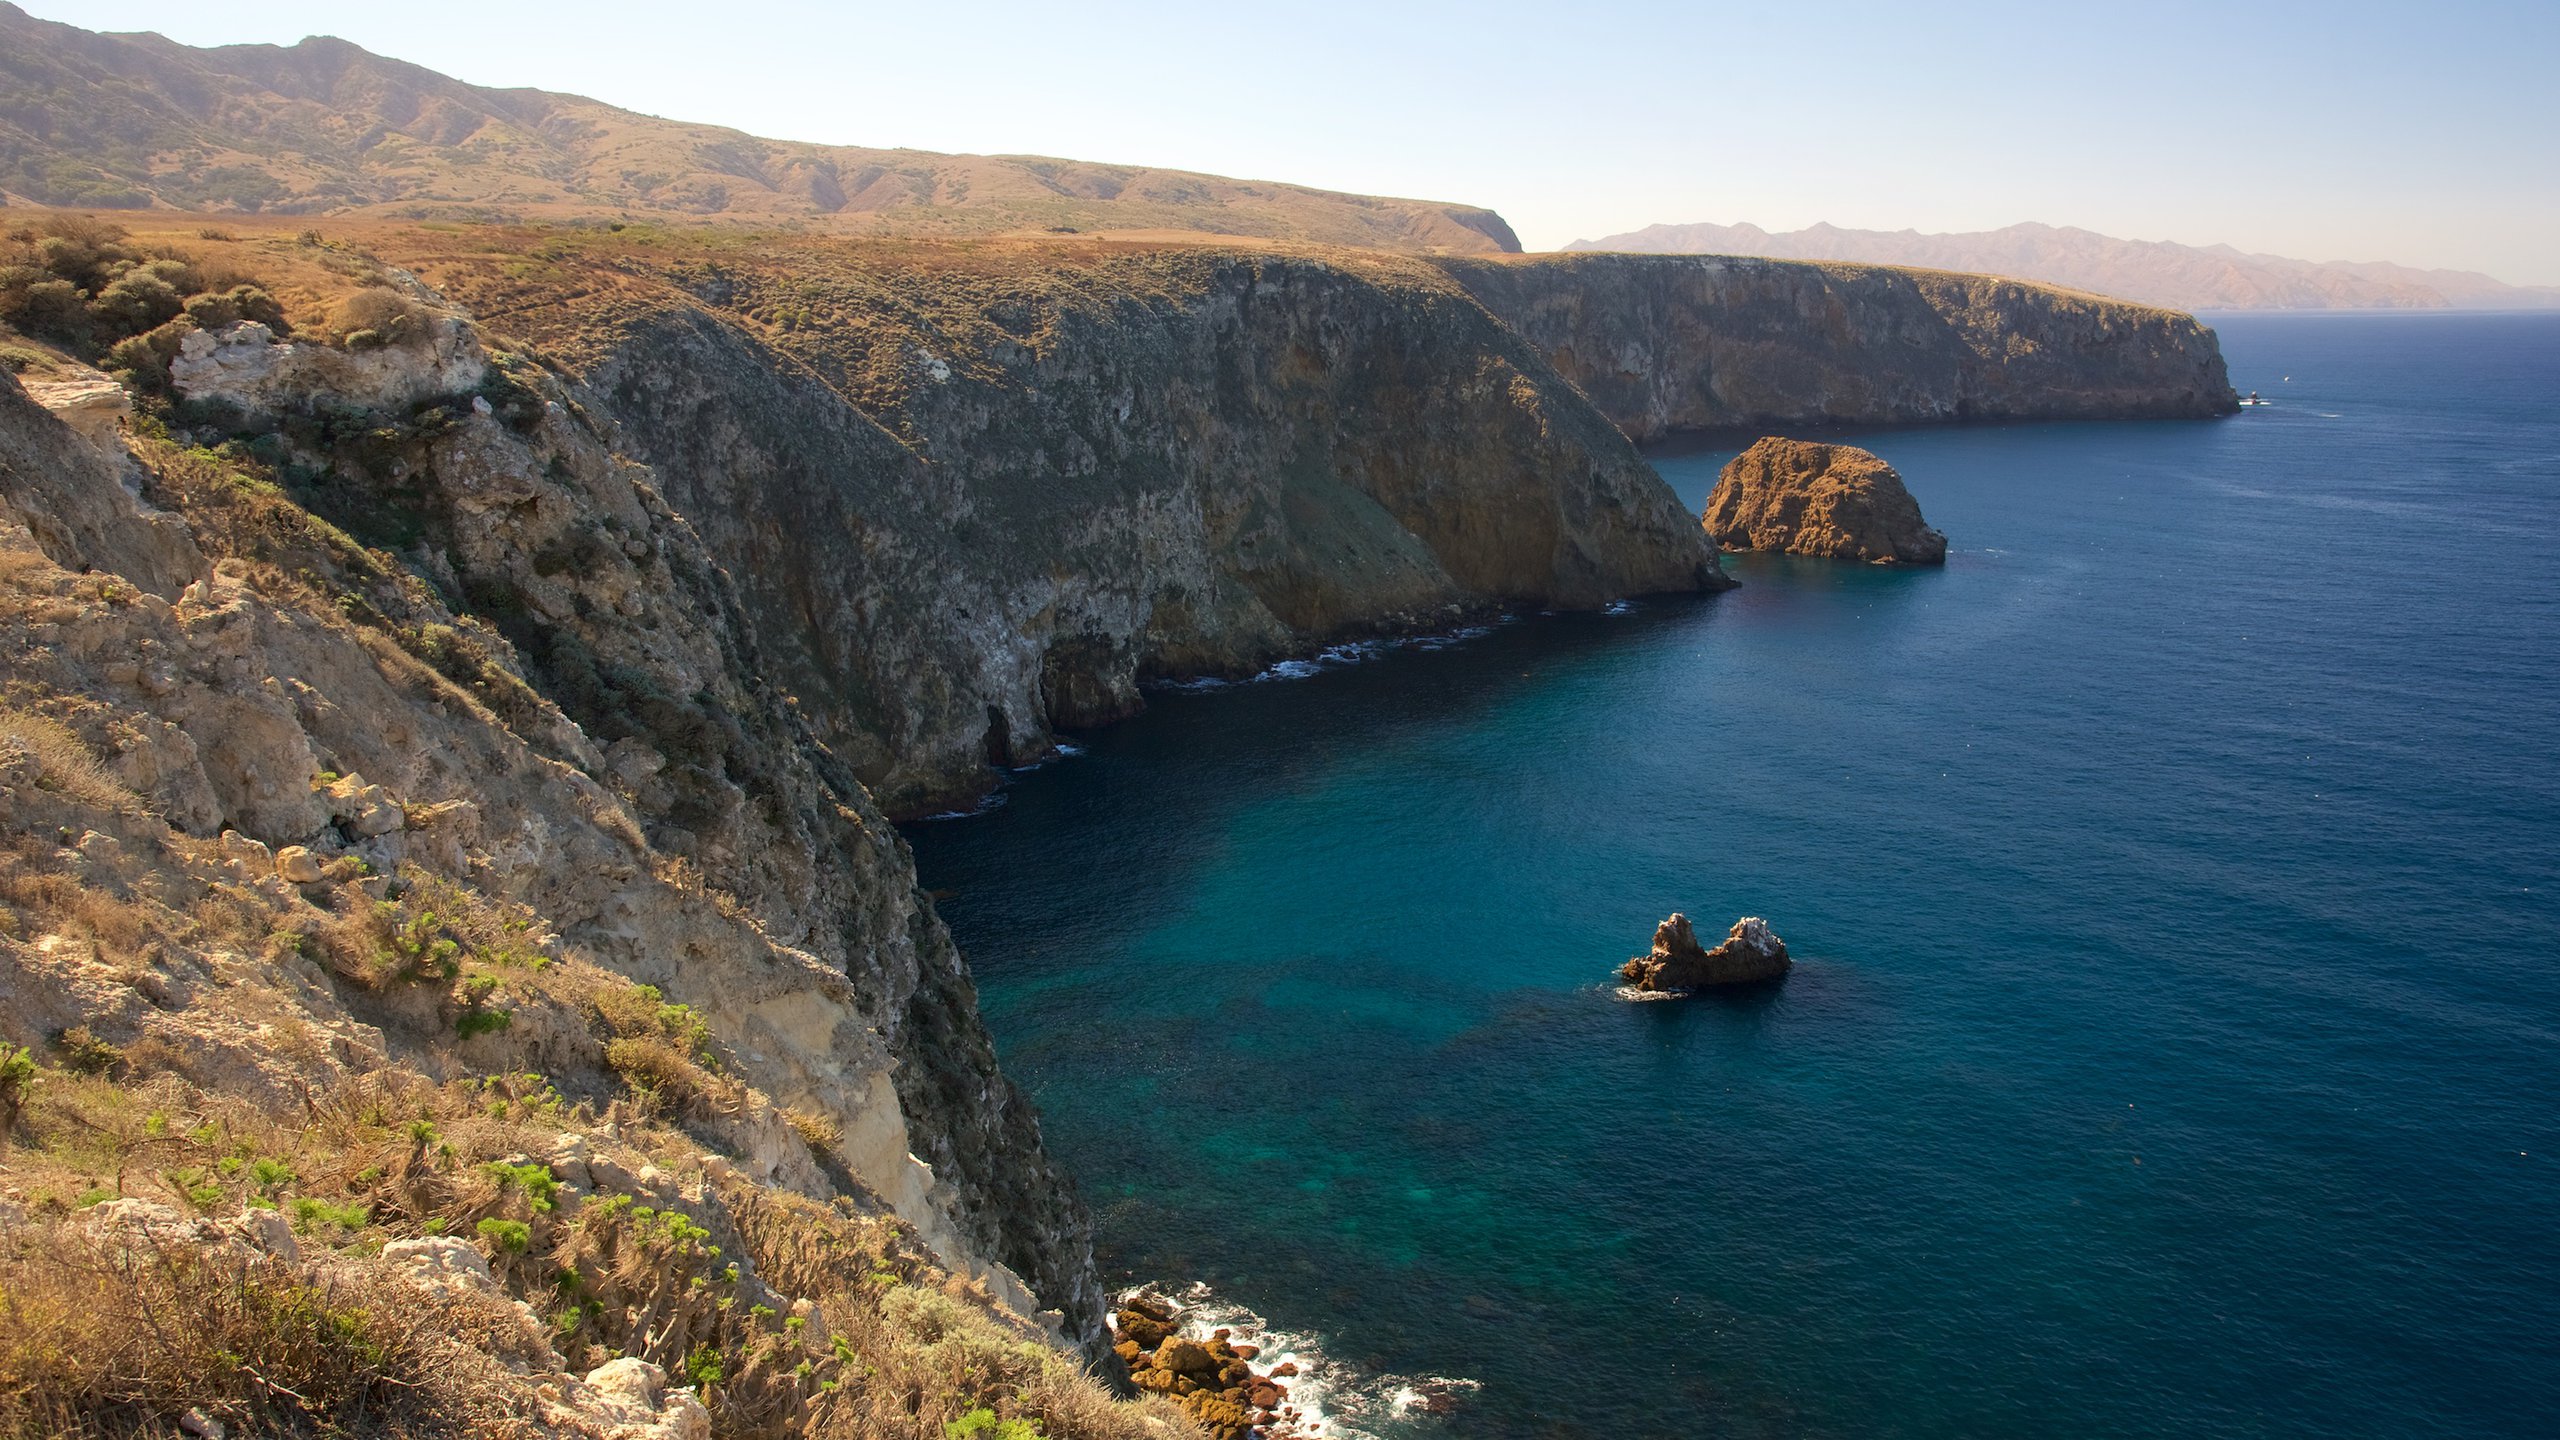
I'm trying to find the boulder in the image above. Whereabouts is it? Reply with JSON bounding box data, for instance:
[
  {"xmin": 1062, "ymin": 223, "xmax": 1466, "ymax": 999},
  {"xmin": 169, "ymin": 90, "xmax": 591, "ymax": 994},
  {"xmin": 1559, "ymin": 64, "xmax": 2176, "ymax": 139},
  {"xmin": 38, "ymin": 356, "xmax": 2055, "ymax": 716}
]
[
  {"xmin": 1154, "ymin": 1336, "xmax": 1222, "ymax": 1379},
  {"xmin": 273, "ymin": 845, "xmax": 325, "ymax": 884},
  {"xmin": 320, "ymin": 773, "xmax": 405, "ymax": 836},
  {"xmin": 1702, "ymin": 437, "xmax": 1946, "ymax": 564},
  {"xmin": 1619, "ymin": 913, "xmax": 1791, "ymax": 990}
]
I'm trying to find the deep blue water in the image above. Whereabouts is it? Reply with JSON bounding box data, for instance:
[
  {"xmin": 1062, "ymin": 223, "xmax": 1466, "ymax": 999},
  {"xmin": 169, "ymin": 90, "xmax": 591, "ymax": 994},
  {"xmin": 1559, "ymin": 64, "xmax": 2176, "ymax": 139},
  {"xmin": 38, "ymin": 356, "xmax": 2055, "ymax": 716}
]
[{"xmin": 906, "ymin": 313, "xmax": 2560, "ymax": 1439}]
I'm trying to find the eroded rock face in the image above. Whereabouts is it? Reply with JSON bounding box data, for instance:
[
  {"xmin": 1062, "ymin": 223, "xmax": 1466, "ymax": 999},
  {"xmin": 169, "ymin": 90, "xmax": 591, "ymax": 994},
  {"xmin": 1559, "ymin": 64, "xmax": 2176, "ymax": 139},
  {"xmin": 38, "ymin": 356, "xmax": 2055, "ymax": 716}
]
[
  {"xmin": 1703, "ymin": 437, "xmax": 1947, "ymax": 564},
  {"xmin": 171, "ymin": 312, "xmax": 488, "ymax": 418},
  {"xmin": 1619, "ymin": 913, "xmax": 1791, "ymax": 990},
  {"xmin": 0, "ymin": 362, "xmax": 1100, "ymax": 1352},
  {"xmin": 580, "ymin": 251, "xmax": 1732, "ymax": 814},
  {"xmin": 1437, "ymin": 253, "xmax": 2240, "ymax": 442},
  {"xmin": 0, "ymin": 373, "xmax": 203, "ymax": 598}
]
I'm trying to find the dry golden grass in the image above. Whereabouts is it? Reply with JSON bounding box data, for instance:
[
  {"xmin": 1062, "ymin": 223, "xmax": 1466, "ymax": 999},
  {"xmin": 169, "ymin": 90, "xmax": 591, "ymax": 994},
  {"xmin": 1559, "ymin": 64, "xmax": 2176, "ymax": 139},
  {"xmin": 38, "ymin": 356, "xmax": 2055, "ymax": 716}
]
[
  {"xmin": 0, "ymin": 1230, "xmax": 528, "ymax": 1439},
  {"xmin": 0, "ymin": 1047, "xmax": 1198, "ymax": 1440},
  {"xmin": 0, "ymin": 705, "xmax": 136, "ymax": 814}
]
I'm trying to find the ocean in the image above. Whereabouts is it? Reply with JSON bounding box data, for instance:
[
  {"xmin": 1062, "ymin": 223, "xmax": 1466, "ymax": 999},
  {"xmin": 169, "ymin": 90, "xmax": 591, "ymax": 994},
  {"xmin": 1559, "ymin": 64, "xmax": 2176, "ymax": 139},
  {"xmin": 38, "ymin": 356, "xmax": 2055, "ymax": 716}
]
[{"xmin": 904, "ymin": 312, "xmax": 2560, "ymax": 1438}]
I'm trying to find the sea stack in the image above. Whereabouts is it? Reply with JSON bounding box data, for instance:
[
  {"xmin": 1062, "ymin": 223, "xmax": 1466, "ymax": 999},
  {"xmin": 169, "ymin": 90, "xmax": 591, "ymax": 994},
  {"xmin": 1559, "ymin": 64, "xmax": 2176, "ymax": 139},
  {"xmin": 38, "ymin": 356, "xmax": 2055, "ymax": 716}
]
[
  {"xmin": 1619, "ymin": 913, "xmax": 1792, "ymax": 990},
  {"xmin": 1703, "ymin": 437, "xmax": 1948, "ymax": 565}
]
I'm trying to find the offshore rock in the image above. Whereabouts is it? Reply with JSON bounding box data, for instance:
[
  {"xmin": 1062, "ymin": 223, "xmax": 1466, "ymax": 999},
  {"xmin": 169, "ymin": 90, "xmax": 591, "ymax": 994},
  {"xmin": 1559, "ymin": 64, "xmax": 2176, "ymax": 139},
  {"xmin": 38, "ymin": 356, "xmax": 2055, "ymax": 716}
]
[
  {"xmin": 1704, "ymin": 437, "xmax": 1947, "ymax": 564},
  {"xmin": 1620, "ymin": 913, "xmax": 1791, "ymax": 990}
]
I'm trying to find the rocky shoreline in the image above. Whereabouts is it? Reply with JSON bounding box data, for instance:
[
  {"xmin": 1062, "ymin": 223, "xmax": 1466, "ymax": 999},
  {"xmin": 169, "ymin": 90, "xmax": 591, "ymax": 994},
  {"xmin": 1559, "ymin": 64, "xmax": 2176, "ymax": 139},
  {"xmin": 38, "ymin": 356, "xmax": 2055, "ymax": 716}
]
[{"xmin": 1113, "ymin": 1290, "xmax": 1309, "ymax": 1440}]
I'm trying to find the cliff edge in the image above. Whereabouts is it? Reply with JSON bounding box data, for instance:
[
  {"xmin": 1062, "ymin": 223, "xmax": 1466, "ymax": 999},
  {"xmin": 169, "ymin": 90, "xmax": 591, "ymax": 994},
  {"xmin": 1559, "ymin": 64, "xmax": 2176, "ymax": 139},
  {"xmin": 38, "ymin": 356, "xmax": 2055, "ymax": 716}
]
[
  {"xmin": 1436, "ymin": 253, "xmax": 2240, "ymax": 442},
  {"xmin": 376, "ymin": 232, "xmax": 1736, "ymax": 814}
]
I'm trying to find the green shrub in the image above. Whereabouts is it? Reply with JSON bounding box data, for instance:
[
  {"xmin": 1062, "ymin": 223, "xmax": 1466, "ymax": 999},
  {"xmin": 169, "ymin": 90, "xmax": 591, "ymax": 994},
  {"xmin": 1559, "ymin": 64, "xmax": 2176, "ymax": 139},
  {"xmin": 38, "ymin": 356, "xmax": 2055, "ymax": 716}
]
[
  {"xmin": 51, "ymin": 1026, "xmax": 119, "ymax": 1077},
  {"xmin": 480, "ymin": 1160, "xmax": 560, "ymax": 1213},
  {"xmin": 946, "ymin": 1408, "xmax": 1043, "ymax": 1439},
  {"xmin": 475, "ymin": 1217, "xmax": 531, "ymax": 1253}
]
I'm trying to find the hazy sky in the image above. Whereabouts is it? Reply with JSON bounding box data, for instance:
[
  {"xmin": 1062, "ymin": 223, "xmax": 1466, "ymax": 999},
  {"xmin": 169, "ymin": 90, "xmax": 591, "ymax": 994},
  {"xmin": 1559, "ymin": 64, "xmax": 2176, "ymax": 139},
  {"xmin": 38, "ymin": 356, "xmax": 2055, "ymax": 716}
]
[{"xmin": 31, "ymin": 0, "xmax": 2560, "ymax": 283}]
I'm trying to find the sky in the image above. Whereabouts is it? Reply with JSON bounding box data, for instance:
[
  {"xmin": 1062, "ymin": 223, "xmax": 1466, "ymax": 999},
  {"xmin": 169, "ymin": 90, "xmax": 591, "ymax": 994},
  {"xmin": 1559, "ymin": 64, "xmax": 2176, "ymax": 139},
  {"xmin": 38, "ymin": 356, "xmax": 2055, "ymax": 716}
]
[{"xmin": 28, "ymin": 0, "xmax": 2560, "ymax": 283}]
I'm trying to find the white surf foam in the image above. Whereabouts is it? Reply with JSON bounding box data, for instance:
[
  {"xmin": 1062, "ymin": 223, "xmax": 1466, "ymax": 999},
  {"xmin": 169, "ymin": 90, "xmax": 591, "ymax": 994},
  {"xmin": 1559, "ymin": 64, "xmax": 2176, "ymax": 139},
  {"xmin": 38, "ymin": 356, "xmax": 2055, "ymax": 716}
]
[{"xmin": 1114, "ymin": 1280, "xmax": 1478, "ymax": 1439}]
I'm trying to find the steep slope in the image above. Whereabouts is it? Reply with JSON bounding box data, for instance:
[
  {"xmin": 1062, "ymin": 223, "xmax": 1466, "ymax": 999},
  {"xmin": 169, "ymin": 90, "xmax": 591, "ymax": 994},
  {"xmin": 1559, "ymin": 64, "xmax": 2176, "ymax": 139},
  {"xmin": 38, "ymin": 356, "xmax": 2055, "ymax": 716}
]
[
  {"xmin": 0, "ymin": 296, "xmax": 1112, "ymax": 1361},
  {"xmin": 1564, "ymin": 220, "xmax": 2560, "ymax": 312},
  {"xmin": 316, "ymin": 226, "xmax": 1730, "ymax": 814},
  {"xmin": 0, "ymin": 3, "xmax": 1517, "ymax": 253},
  {"xmin": 1439, "ymin": 252, "xmax": 2238, "ymax": 442}
]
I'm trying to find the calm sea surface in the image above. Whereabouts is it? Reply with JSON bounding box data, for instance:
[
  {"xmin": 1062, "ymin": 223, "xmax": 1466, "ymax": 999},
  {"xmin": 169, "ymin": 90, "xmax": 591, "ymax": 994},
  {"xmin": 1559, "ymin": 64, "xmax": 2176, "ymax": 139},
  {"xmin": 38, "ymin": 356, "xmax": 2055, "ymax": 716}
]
[{"xmin": 906, "ymin": 313, "xmax": 2560, "ymax": 1439}]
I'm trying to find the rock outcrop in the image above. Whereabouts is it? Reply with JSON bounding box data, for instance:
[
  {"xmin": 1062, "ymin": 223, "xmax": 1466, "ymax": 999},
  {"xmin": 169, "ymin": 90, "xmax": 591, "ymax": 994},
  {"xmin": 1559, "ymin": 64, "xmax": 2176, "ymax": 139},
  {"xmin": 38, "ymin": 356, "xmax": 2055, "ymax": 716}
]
[
  {"xmin": 1619, "ymin": 914, "xmax": 1791, "ymax": 990},
  {"xmin": 0, "ymin": 349, "xmax": 1104, "ymax": 1352},
  {"xmin": 1435, "ymin": 253, "xmax": 2240, "ymax": 443},
  {"xmin": 1703, "ymin": 437, "xmax": 1947, "ymax": 564}
]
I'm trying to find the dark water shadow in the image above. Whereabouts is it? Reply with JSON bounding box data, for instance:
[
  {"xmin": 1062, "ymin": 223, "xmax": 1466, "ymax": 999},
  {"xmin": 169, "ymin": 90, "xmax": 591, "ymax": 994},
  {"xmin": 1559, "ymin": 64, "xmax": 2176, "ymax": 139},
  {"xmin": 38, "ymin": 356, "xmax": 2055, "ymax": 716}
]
[{"xmin": 904, "ymin": 596, "xmax": 1733, "ymax": 972}]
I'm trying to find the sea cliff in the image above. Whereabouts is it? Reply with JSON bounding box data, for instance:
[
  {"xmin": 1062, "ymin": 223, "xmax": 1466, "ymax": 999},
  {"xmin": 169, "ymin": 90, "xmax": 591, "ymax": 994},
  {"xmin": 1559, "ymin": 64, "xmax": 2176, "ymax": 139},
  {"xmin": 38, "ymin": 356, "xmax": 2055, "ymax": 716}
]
[
  {"xmin": 0, "ymin": 210, "xmax": 2244, "ymax": 1435},
  {"xmin": 1437, "ymin": 253, "xmax": 2240, "ymax": 442},
  {"xmin": 387, "ymin": 236, "xmax": 1734, "ymax": 815}
]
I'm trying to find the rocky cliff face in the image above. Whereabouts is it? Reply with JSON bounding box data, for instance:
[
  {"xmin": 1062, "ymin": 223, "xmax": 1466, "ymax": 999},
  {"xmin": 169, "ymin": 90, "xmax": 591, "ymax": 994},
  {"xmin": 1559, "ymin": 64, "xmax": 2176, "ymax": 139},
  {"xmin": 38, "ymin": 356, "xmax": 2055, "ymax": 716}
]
[
  {"xmin": 559, "ymin": 247, "xmax": 1729, "ymax": 815},
  {"xmin": 0, "ymin": 322, "xmax": 1108, "ymax": 1357},
  {"xmin": 0, "ymin": 215, "xmax": 2255, "ymax": 1414},
  {"xmin": 1704, "ymin": 437, "xmax": 1947, "ymax": 565},
  {"xmin": 1435, "ymin": 253, "xmax": 2239, "ymax": 442}
]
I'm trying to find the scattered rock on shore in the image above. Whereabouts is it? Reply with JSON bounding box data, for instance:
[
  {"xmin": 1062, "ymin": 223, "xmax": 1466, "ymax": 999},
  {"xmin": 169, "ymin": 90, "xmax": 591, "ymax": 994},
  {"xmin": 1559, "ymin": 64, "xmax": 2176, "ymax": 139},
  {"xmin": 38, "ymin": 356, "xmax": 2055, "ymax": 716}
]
[
  {"xmin": 1111, "ymin": 1291, "xmax": 1304, "ymax": 1440},
  {"xmin": 1703, "ymin": 436, "xmax": 1947, "ymax": 564},
  {"xmin": 1619, "ymin": 913, "xmax": 1791, "ymax": 990}
]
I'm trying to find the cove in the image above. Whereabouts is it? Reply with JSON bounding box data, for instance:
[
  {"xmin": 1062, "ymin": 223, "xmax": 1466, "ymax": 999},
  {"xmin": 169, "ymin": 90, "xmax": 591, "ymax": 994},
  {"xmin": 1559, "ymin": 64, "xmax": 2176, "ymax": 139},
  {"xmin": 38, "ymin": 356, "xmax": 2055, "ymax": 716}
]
[{"xmin": 907, "ymin": 313, "xmax": 2560, "ymax": 1439}]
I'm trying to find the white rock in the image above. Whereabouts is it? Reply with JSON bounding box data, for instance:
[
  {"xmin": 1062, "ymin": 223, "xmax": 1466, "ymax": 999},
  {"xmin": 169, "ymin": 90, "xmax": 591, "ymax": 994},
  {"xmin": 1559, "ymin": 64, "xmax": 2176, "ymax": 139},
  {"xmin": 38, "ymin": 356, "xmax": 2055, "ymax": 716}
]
[
  {"xmin": 380, "ymin": 1235, "xmax": 496, "ymax": 1297},
  {"xmin": 224, "ymin": 1206, "xmax": 301, "ymax": 1264},
  {"xmin": 22, "ymin": 375, "xmax": 130, "ymax": 452},
  {"xmin": 544, "ymin": 1358, "xmax": 712, "ymax": 1440}
]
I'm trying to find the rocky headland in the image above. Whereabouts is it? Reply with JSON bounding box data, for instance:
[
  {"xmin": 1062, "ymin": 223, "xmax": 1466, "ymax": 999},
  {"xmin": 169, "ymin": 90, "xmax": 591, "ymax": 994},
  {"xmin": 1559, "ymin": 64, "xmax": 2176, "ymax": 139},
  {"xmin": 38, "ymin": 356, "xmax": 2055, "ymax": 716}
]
[
  {"xmin": 1704, "ymin": 437, "xmax": 1948, "ymax": 564},
  {"xmin": 345, "ymin": 224, "xmax": 2236, "ymax": 814},
  {"xmin": 1436, "ymin": 253, "xmax": 2240, "ymax": 442},
  {"xmin": 1620, "ymin": 914, "xmax": 1793, "ymax": 990},
  {"xmin": 0, "ymin": 201, "xmax": 2229, "ymax": 1437}
]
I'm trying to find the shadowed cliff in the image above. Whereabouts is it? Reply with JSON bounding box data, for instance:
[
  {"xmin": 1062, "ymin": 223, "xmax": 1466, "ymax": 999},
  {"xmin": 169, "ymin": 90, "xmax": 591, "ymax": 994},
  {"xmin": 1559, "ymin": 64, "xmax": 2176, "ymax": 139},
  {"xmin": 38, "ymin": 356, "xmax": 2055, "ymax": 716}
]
[{"xmin": 1437, "ymin": 253, "xmax": 2239, "ymax": 442}]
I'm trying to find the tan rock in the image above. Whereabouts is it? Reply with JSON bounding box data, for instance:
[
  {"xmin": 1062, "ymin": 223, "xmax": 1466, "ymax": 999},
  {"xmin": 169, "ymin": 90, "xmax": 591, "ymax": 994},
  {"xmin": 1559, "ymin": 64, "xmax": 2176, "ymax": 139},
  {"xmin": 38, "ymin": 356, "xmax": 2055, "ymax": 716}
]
[
  {"xmin": 273, "ymin": 845, "xmax": 325, "ymax": 884},
  {"xmin": 1702, "ymin": 437, "xmax": 1946, "ymax": 565},
  {"xmin": 320, "ymin": 773, "xmax": 405, "ymax": 836},
  {"xmin": 1154, "ymin": 1336, "xmax": 1223, "ymax": 1379},
  {"xmin": 20, "ymin": 375, "xmax": 128, "ymax": 451},
  {"xmin": 542, "ymin": 1357, "xmax": 711, "ymax": 1440},
  {"xmin": 1619, "ymin": 913, "xmax": 1791, "ymax": 990}
]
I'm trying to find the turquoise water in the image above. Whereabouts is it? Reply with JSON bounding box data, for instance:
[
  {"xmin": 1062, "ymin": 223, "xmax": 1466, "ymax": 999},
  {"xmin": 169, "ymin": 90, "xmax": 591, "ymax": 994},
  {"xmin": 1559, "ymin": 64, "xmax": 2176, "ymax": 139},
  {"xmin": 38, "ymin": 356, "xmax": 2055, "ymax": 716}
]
[{"xmin": 906, "ymin": 313, "xmax": 2560, "ymax": 1438}]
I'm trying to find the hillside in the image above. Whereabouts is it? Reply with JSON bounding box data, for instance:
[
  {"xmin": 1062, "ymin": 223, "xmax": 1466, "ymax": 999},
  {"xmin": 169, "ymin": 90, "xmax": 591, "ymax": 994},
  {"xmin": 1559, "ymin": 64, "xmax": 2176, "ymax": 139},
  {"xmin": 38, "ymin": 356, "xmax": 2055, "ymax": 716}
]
[
  {"xmin": 1566, "ymin": 219, "xmax": 2560, "ymax": 311},
  {"xmin": 0, "ymin": 3, "xmax": 1518, "ymax": 253}
]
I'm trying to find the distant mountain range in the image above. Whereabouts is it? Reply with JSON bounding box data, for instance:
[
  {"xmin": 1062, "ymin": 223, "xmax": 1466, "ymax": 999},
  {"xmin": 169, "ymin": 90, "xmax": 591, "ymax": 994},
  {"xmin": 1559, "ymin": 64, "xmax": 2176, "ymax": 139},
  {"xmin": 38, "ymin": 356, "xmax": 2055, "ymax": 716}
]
[
  {"xmin": 0, "ymin": 2, "xmax": 1518, "ymax": 253},
  {"xmin": 1566, "ymin": 220, "xmax": 2560, "ymax": 312}
]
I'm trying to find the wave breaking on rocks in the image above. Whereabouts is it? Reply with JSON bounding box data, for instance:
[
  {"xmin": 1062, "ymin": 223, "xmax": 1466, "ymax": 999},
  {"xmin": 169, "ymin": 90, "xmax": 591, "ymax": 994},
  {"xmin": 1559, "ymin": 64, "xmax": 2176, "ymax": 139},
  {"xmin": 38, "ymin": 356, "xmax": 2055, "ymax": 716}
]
[{"xmin": 1112, "ymin": 1282, "xmax": 1476, "ymax": 1439}]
